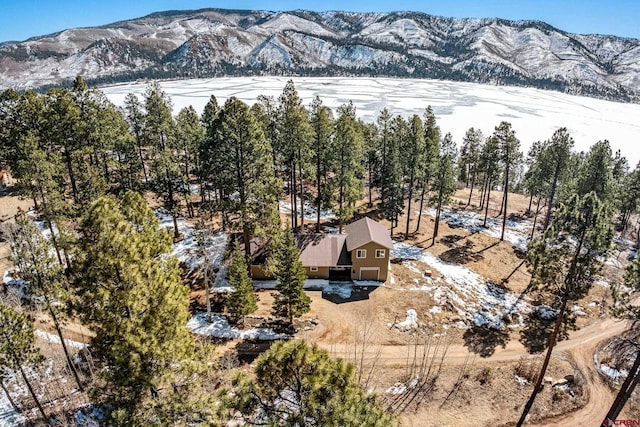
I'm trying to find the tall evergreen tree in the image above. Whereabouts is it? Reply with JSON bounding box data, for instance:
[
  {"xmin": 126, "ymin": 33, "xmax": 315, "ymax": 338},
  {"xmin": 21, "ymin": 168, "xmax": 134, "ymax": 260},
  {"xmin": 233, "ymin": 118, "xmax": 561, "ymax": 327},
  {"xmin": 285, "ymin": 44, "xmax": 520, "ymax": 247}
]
[
  {"xmin": 492, "ymin": 121, "xmax": 521, "ymax": 241},
  {"xmin": 44, "ymin": 87, "xmax": 82, "ymax": 203},
  {"xmin": 379, "ymin": 113, "xmax": 404, "ymax": 237},
  {"xmin": 226, "ymin": 242, "xmax": 257, "ymax": 325},
  {"xmin": 403, "ymin": 115, "xmax": 425, "ymax": 239},
  {"xmin": 199, "ymin": 95, "xmax": 223, "ymax": 206},
  {"xmin": 0, "ymin": 303, "xmax": 48, "ymax": 422},
  {"xmin": 251, "ymin": 95, "xmax": 279, "ymax": 177},
  {"xmin": 216, "ymin": 97, "xmax": 280, "ymax": 257},
  {"xmin": 75, "ymin": 191, "xmax": 214, "ymax": 425},
  {"xmin": 310, "ymin": 96, "xmax": 334, "ymax": 232},
  {"xmin": 175, "ymin": 106, "xmax": 204, "ymax": 218},
  {"xmin": 478, "ymin": 136, "xmax": 500, "ymax": 227},
  {"xmin": 540, "ymin": 128, "xmax": 574, "ymax": 231},
  {"xmin": 144, "ymin": 81, "xmax": 183, "ymax": 239},
  {"xmin": 618, "ymin": 164, "xmax": 640, "ymax": 232},
  {"xmin": 272, "ymin": 230, "xmax": 310, "ymax": 325},
  {"xmin": 123, "ymin": 93, "xmax": 149, "ymax": 183},
  {"xmin": 429, "ymin": 133, "xmax": 457, "ymax": 244},
  {"xmin": 461, "ymin": 128, "xmax": 484, "ymax": 206},
  {"xmin": 516, "ymin": 192, "xmax": 613, "ymax": 426},
  {"xmin": 415, "ymin": 107, "xmax": 441, "ymax": 233},
  {"xmin": 330, "ymin": 102, "xmax": 364, "ymax": 233},
  {"xmin": 225, "ymin": 340, "xmax": 392, "ymax": 426},
  {"xmin": 277, "ymin": 81, "xmax": 312, "ymax": 229},
  {"xmin": 575, "ymin": 140, "xmax": 616, "ymax": 203},
  {"xmin": 363, "ymin": 121, "xmax": 380, "ymax": 208},
  {"xmin": 8, "ymin": 209, "xmax": 83, "ymax": 391}
]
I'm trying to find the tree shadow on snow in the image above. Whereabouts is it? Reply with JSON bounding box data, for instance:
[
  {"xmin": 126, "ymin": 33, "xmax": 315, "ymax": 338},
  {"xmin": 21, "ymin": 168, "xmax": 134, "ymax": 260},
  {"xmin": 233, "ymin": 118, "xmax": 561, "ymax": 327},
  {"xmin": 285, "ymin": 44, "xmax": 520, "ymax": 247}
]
[{"xmin": 463, "ymin": 325, "xmax": 510, "ymax": 358}]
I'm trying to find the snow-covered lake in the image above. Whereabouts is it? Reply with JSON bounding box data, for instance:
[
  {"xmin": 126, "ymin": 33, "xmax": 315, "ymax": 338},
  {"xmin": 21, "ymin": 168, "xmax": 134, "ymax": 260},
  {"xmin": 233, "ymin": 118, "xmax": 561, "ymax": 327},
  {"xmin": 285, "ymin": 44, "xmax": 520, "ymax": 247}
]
[{"xmin": 101, "ymin": 77, "xmax": 640, "ymax": 166}]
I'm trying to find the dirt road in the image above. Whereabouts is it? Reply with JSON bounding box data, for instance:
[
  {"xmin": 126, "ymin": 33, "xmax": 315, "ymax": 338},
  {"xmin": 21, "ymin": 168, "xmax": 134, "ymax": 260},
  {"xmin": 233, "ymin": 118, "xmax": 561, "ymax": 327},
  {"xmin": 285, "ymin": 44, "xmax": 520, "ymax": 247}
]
[{"xmin": 318, "ymin": 316, "xmax": 628, "ymax": 425}]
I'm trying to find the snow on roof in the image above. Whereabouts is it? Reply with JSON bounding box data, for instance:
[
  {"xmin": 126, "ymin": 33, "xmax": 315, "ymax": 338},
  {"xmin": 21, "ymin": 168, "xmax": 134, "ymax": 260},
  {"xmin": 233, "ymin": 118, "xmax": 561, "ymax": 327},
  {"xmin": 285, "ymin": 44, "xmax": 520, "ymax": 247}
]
[{"xmin": 345, "ymin": 217, "xmax": 393, "ymax": 251}]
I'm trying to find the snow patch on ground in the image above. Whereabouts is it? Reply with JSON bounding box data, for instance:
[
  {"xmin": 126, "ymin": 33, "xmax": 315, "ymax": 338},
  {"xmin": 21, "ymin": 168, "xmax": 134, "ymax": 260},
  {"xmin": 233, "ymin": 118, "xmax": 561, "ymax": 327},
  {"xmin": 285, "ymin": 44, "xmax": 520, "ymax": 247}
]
[
  {"xmin": 253, "ymin": 279, "xmax": 365, "ymax": 299},
  {"xmin": 35, "ymin": 330, "xmax": 88, "ymax": 349},
  {"xmin": 392, "ymin": 242, "xmax": 530, "ymax": 329},
  {"xmin": 187, "ymin": 312, "xmax": 288, "ymax": 340},
  {"xmin": 599, "ymin": 364, "xmax": 628, "ymax": 381},
  {"xmin": 385, "ymin": 377, "xmax": 419, "ymax": 395},
  {"xmin": 155, "ymin": 208, "xmax": 228, "ymax": 276},
  {"xmin": 279, "ymin": 201, "xmax": 335, "ymax": 221},
  {"xmin": 393, "ymin": 309, "xmax": 418, "ymax": 330},
  {"xmin": 514, "ymin": 375, "xmax": 529, "ymax": 385},
  {"xmin": 2, "ymin": 271, "xmax": 26, "ymax": 300},
  {"xmin": 0, "ymin": 385, "xmax": 24, "ymax": 427},
  {"xmin": 426, "ymin": 208, "xmax": 531, "ymax": 252},
  {"xmin": 536, "ymin": 305, "xmax": 559, "ymax": 320}
]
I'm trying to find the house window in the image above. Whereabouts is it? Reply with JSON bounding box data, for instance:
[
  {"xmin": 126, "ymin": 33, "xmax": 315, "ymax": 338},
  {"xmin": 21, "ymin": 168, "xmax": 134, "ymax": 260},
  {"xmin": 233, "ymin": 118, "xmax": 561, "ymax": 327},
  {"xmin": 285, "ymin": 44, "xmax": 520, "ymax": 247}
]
[
  {"xmin": 376, "ymin": 249, "xmax": 386, "ymax": 258},
  {"xmin": 356, "ymin": 249, "xmax": 367, "ymax": 258},
  {"xmin": 310, "ymin": 266, "xmax": 318, "ymax": 272}
]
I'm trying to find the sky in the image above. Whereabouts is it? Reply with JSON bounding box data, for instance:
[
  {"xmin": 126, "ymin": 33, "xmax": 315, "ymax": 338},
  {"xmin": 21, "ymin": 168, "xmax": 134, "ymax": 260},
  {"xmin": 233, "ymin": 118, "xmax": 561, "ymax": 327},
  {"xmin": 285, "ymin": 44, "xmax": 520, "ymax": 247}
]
[{"xmin": 0, "ymin": 0, "xmax": 639, "ymax": 43}]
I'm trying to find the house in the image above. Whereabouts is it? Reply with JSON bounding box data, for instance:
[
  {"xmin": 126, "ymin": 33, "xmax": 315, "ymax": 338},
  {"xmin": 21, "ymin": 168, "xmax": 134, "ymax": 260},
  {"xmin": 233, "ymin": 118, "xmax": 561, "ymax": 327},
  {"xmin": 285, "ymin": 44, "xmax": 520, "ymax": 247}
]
[
  {"xmin": 343, "ymin": 217, "xmax": 393, "ymax": 281},
  {"xmin": 244, "ymin": 217, "xmax": 393, "ymax": 282}
]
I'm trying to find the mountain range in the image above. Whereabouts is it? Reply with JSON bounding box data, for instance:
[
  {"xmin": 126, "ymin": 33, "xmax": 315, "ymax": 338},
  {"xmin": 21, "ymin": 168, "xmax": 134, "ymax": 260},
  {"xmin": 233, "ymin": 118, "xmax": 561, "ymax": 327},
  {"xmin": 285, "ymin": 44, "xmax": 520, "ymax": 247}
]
[{"xmin": 1, "ymin": 8, "xmax": 639, "ymax": 101}]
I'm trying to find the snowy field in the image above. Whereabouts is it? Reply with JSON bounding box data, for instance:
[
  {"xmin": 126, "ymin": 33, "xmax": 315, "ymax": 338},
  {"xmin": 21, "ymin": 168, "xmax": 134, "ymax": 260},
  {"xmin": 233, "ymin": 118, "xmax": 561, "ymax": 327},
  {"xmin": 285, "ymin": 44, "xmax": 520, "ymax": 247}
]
[
  {"xmin": 102, "ymin": 77, "xmax": 640, "ymax": 166},
  {"xmin": 391, "ymin": 242, "xmax": 531, "ymax": 330}
]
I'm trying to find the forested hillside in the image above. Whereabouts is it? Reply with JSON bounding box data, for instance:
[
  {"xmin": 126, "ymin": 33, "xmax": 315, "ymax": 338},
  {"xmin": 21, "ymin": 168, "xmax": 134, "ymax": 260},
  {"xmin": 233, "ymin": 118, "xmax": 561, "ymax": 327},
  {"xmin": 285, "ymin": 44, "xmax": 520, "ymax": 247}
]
[
  {"xmin": 1, "ymin": 77, "xmax": 640, "ymax": 425},
  {"xmin": 1, "ymin": 8, "xmax": 640, "ymax": 101}
]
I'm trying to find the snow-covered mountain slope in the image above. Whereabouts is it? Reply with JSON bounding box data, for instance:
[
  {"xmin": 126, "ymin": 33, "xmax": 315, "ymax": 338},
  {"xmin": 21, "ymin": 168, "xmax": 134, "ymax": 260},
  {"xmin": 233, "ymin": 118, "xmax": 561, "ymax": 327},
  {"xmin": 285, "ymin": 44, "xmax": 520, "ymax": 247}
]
[{"xmin": 1, "ymin": 9, "xmax": 640, "ymax": 100}]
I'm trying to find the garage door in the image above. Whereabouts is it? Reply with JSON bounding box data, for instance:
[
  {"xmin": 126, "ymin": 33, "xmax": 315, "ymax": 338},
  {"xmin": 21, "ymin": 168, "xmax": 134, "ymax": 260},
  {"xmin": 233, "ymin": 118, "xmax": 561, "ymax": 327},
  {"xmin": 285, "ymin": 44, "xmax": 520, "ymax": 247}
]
[{"xmin": 359, "ymin": 268, "xmax": 379, "ymax": 281}]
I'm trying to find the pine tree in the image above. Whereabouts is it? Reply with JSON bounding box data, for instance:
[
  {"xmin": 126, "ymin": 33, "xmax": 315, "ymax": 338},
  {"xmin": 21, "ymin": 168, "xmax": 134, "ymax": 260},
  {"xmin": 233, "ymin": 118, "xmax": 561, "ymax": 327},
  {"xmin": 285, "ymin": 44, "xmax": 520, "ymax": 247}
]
[
  {"xmin": 175, "ymin": 106, "xmax": 204, "ymax": 218},
  {"xmin": 516, "ymin": 192, "xmax": 613, "ymax": 426},
  {"xmin": 540, "ymin": 128, "xmax": 574, "ymax": 231},
  {"xmin": 123, "ymin": 93, "xmax": 149, "ymax": 183},
  {"xmin": 310, "ymin": 96, "xmax": 334, "ymax": 232},
  {"xmin": 225, "ymin": 339, "xmax": 392, "ymax": 426},
  {"xmin": 251, "ymin": 95, "xmax": 278, "ymax": 177},
  {"xmin": 226, "ymin": 242, "xmax": 257, "ymax": 325},
  {"xmin": 403, "ymin": 114, "xmax": 425, "ymax": 239},
  {"xmin": 415, "ymin": 107, "xmax": 441, "ymax": 233},
  {"xmin": 492, "ymin": 121, "xmax": 521, "ymax": 241},
  {"xmin": 379, "ymin": 114, "xmax": 405, "ymax": 237},
  {"xmin": 460, "ymin": 128, "xmax": 483, "ymax": 206},
  {"xmin": 277, "ymin": 81, "xmax": 312, "ymax": 230},
  {"xmin": 429, "ymin": 133, "xmax": 457, "ymax": 244},
  {"xmin": 144, "ymin": 81, "xmax": 183, "ymax": 239},
  {"xmin": 0, "ymin": 302, "xmax": 48, "ymax": 422},
  {"xmin": 199, "ymin": 95, "xmax": 223, "ymax": 206},
  {"xmin": 478, "ymin": 136, "xmax": 500, "ymax": 227},
  {"xmin": 575, "ymin": 140, "xmax": 616, "ymax": 203},
  {"xmin": 43, "ymin": 87, "xmax": 82, "ymax": 202},
  {"xmin": 272, "ymin": 230, "xmax": 310, "ymax": 325},
  {"xmin": 330, "ymin": 102, "xmax": 364, "ymax": 233},
  {"xmin": 8, "ymin": 209, "xmax": 83, "ymax": 391},
  {"xmin": 363, "ymin": 121, "xmax": 380, "ymax": 208},
  {"xmin": 602, "ymin": 257, "xmax": 640, "ymax": 425},
  {"xmin": 215, "ymin": 97, "xmax": 280, "ymax": 257},
  {"xmin": 617, "ymin": 165, "xmax": 640, "ymax": 232},
  {"xmin": 75, "ymin": 191, "xmax": 214, "ymax": 425}
]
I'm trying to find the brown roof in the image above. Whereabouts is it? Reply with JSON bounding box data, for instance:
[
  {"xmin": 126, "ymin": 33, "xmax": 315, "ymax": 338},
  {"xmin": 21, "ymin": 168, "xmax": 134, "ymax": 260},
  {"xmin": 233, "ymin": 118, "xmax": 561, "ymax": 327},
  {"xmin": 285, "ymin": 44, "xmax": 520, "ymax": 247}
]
[
  {"xmin": 296, "ymin": 234, "xmax": 351, "ymax": 267},
  {"xmin": 344, "ymin": 217, "xmax": 393, "ymax": 251}
]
